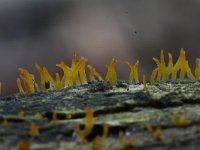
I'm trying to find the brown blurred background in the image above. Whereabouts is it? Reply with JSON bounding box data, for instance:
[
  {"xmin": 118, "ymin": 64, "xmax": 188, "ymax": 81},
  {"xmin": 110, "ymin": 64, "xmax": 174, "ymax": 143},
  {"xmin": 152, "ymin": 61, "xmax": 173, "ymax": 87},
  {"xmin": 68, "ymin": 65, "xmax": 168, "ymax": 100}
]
[{"xmin": 0, "ymin": 0, "xmax": 200, "ymax": 95}]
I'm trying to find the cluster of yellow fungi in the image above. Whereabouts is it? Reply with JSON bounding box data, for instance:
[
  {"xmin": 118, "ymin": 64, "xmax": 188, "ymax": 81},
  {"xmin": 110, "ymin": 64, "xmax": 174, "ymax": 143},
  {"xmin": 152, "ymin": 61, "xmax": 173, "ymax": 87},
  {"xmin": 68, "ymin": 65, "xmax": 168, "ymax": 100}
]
[{"xmin": 14, "ymin": 48, "xmax": 200, "ymax": 95}]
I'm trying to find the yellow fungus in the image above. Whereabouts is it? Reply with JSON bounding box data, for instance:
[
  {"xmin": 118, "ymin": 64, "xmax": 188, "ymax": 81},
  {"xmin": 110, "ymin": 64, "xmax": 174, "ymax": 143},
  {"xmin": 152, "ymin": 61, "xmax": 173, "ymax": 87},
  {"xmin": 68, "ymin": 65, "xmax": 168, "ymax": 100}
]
[
  {"xmin": 166, "ymin": 53, "xmax": 174, "ymax": 79},
  {"xmin": 35, "ymin": 64, "xmax": 55, "ymax": 92},
  {"xmin": 18, "ymin": 111, "xmax": 25, "ymax": 119},
  {"xmin": 30, "ymin": 122, "xmax": 39, "ymax": 138},
  {"xmin": 105, "ymin": 58, "xmax": 117, "ymax": 85},
  {"xmin": 154, "ymin": 126, "xmax": 162, "ymax": 141},
  {"xmin": 143, "ymin": 74, "xmax": 147, "ymax": 90},
  {"xmin": 150, "ymin": 68, "xmax": 158, "ymax": 85},
  {"xmin": 56, "ymin": 62, "xmax": 71, "ymax": 87},
  {"xmin": 119, "ymin": 131, "xmax": 136, "ymax": 148},
  {"xmin": 75, "ymin": 107, "xmax": 94, "ymax": 144},
  {"xmin": 126, "ymin": 60, "xmax": 139, "ymax": 84},
  {"xmin": 175, "ymin": 116, "xmax": 188, "ymax": 126},
  {"xmin": 152, "ymin": 50, "xmax": 167, "ymax": 81},
  {"xmin": 55, "ymin": 73, "xmax": 62, "ymax": 90},
  {"xmin": 66, "ymin": 114, "xmax": 72, "ymax": 119},
  {"xmin": 91, "ymin": 123, "xmax": 109, "ymax": 149},
  {"xmin": 34, "ymin": 112, "xmax": 43, "ymax": 120},
  {"xmin": 87, "ymin": 65, "xmax": 103, "ymax": 81},
  {"xmin": 2, "ymin": 119, "xmax": 8, "ymax": 128},
  {"xmin": 146, "ymin": 124, "xmax": 154, "ymax": 136},
  {"xmin": 17, "ymin": 68, "xmax": 35, "ymax": 94},
  {"xmin": 195, "ymin": 58, "xmax": 200, "ymax": 80},
  {"xmin": 17, "ymin": 140, "xmax": 31, "ymax": 150},
  {"xmin": 77, "ymin": 56, "xmax": 88, "ymax": 84},
  {"xmin": 172, "ymin": 48, "xmax": 195, "ymax": 80},
  {"xmin": 52, "ymin": 112, "xmax": 58, "ymax": 122}
]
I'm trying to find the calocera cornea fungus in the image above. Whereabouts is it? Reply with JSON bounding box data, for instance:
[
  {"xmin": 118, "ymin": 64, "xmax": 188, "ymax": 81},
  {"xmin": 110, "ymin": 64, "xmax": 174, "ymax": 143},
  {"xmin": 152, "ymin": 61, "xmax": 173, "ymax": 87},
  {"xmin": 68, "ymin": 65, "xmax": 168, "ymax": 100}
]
[
  {"xmin": 87, "ymin": 65, "xmax": 103, "ymax": 81},
  {"xmin": 30, "ymin": 122, "xmax": 39, "ymax": 138},
  {"xmin": 146, "ymin": 124, "xmax": 154, "ymax": 136},
  {"xmin": 18, "ymin": 111, "xmax": 25, "ymax": 119},
  {"xmin": 16, "ymin": 49, "xmax": 200, "ymax": 95},
  {"xmin": 105, "ymin": 58, "xmax": 117, "ymax": 85},
  {"xmin": 119, "ymin": 131, "xmax": 136, "ymax": 148},
  {"xmin": 195, "ymin": 58, "xmax": 200, "ymax": 80},
  {"xmin": 126, "ymin": 60, "xmax": 139, "ymax": 84},
  {"xmin": 91, "ymin": 123, "xmax": 109, "ymax": 149},
  {"xmin": 75, "ymin": 107, "xmax": 94, "ymax": 144},
  {"xmin": 154, "ymin": 126, "xmax": 162, "ymax": 141},
  {"xmin": 17, "ymin": 140, "xmax": 31, "ymax": 150},
  {"xmin": 2, "ymin": 119, "xmax": 8, "ymax": 128},
  {"xmin": 17, "ymin": 68, "xmax": 36, "ymax": 94},
  {"xmin": 175, "ymin": 116, "xmax": 188, "ymax": 126},
  {"xmin": 142, "ymin": 74, "xmax": 147, "ymax": 90}
]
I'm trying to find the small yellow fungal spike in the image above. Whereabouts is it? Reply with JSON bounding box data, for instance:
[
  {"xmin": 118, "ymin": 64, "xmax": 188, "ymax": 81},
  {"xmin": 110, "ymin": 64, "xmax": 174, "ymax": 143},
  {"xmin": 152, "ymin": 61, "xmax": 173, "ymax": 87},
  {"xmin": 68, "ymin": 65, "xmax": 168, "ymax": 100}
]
[
  {"xmin": 119, "ymin": 131, "xmax": 136, "ymax": 148},
  {"xmin": 77, "ymin": 56, "xmax": 88, "ymax": 84},
  {"xmin": 18, "ymin": 68, "xmax": 35, "ymax": 94},
  {"xmin": 2, "ymin": 119, "xmax": 8, "ymax": 128},
  {"xmin": 18, "ymin": 111, "xmax": 25, "ymax": 119},
  {"xmin": 143, "ymin": 74, "xmax": 147, "ymax": 90},
  {"xmin": 91, "ymin": 123, "xmax": 109, "ymax": 149},
  {"xmin": 126, "ymin": 60, "xmax": 139, "ymax": 84},
  {"xmin": 154, "ymin": 126, "xmax": 162, "ymax": 141},
  {"xmin": 17, "ymin": 140, "xmax": 31, "ymax": 150},
  {"xmin": 17, "ymin": 78, "xmax": 25, "ymax": 95},
  {"xmin": 150, "ymin": 68, "xmax": 158, "ymax": 85},
  {"xmin": 35, "ymin": 64, "xmax": 55, "ymax": 92},
  {"xmin": 146, "ymin": 124, "xmax": 154, "ymax": 136},
  {"xmin": 175, "ymin": 116, "xmax": 188, "ymax": 126},
  {"xmin": 166, "ymin": 53, "xmax": 174, "ymax": 79},
  {"xmin": 34, "ymin": 112, "xmax": 43, "ymax": 120},
  {"xmin": 55, "ymin": 73, "xmax": 62, "ymax": 90},
  {"xmin": 152, "ymin": 50, "xmax": 167, "ymax": 81},
  {"xmin": 75, "ymin": 107, "xmax": 94, "ymax": 143},
  {"xmin": 52, "ymin": 112, "xmax": 58, "ymax": 122},
  {"xmin": 30, "ymin": 122, "xmax": 39, "ymax": 138},
  {"xmin": 195, "ymin": 58, "xmax": 200, "ymax": 80},
  {"xmin": 56, "ymin": 62, "xmax": 71, "ymax": 86},
  {"xmin": 87, "ymin": 65, "xmax": 103, "ymax": 81},
  {"xmin": 172, "ymin": 48, "xmax": 195, "ymax": 80},
  {"xmin": 105, "ymin": 58, "xmax": 117, "ymax": 85}
]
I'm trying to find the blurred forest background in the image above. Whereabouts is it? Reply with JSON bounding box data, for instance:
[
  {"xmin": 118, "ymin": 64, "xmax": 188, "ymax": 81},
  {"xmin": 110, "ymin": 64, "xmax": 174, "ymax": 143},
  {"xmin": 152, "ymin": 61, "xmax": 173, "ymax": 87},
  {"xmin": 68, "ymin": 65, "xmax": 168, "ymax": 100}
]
[{"xmin": 0, "ymin": 0, "xmax": 200, "ymax": 95}]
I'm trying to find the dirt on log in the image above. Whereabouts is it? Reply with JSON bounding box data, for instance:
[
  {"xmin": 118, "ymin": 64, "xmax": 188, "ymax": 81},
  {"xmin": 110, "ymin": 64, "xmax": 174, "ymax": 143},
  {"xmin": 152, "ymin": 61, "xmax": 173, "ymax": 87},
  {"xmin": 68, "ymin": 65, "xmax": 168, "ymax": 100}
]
[{"xmin": 0, "ymin": 80, "xmax": 200, "ymax": 150}]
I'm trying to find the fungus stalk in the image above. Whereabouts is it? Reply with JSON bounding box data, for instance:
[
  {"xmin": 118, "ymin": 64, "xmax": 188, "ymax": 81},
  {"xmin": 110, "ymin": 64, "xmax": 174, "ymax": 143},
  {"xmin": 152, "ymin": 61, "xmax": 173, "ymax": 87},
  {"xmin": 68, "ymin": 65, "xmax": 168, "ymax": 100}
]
[{"xmin": 105, "ymin": 58, "xmax": 117, "ymax": 85}]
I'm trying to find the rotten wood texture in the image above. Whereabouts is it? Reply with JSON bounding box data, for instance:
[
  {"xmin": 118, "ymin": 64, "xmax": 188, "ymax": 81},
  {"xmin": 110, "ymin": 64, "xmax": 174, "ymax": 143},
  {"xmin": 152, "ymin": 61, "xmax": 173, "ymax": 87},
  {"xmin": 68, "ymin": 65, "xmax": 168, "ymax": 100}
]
[{"xmin": 0, "ymin": 80, "xmax": 200, "ymax": 150}]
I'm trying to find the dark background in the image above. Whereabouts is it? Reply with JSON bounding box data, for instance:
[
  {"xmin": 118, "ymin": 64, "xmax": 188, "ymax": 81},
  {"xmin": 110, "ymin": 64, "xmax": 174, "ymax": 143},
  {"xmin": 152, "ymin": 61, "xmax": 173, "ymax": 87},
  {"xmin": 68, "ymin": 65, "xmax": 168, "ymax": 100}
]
[{"xmin": 0, "ymin": 0, "xmax": 200, "ymax": 95}]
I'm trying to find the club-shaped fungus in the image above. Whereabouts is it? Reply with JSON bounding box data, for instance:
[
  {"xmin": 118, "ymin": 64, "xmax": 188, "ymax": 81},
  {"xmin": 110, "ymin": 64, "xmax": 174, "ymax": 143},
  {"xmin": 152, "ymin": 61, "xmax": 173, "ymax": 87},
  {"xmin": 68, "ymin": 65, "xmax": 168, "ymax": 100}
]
[
  {"xmin": 175, "ymin": 116, "xmax": 188, "ymax": 126},
  {"xmin": 75, "ymin": 107, "xmax": 94, "ymax": 144},
  {"xmin": 52, "ymin": 111, "xmax": 58, "ymax": 122},
  {"xmin": 146, "ymin": 124, "xmax": 154, "ymax": 136},
  {"xmin": 87, "ymin": 65, "xmax": 103, "ymax": 81},
  {"xmin": 154, "ymin": 126, "xmax": 162, "ymax": 141},
  {"xmin": 17, "ymin": 140, "xmax": 31, "ymax": 150},
  {"xmin": 77, "ymin": 56, "xmax": 88, "ymax": 84},
  {"xmin": 18, "ymin": 111, "xmax": 25, "ymax": 119},
  {"xmin": 34, "ymin": 112, "xmax": 43, "ymax": 120},
  {"xmin": 30, "ymin": 122, "xmax": 39, "ymax": 138},
  {"xmin": 119, "ymin": 131, "xmax": 136, "ymax": 148},
  {"xmin": 35, "ymin": 64, "xmax": 55, "ymax": 92},
  {"xmin": 195, "ymin": 58, "xmax": 200, "ymax": 80},
  {"xmin": 143, "ymin": 74, "xmax": 147, "ymax": 90},
  {"xmin": 126, "ymin": 60, "xmax": 139, "ymax": 84},
  {"xmin": 150, "ymin": 68, "xmax": 158, "ymax": 85},
  {"xmin": 105, "ymin": 58, "xmax": 117, "ymax": 85},
  {"xmin": 91, "ymin": 123, "xmax": 109, "ymax": 149},
  {"xmin": 172, "ymin": 48, "xmax": 194, "ymax": 80},
  {"xmin": 17, "ymin": 68, "xmax": 36, "ymax": 94},
  {"xmin": 55, "ymin": 73, "xmax": 63, "ymax": 91},
  {"xmin": 2, "ymin": 119, "xmax": 8, "ymax": 128}
]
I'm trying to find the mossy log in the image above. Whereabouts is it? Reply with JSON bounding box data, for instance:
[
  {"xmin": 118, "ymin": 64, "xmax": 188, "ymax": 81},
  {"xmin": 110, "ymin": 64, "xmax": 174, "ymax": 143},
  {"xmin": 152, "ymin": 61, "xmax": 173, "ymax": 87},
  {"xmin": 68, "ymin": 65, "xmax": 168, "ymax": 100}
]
[{"xmin": 0, "ymin": 80, "xmax": 200, "ymax": 150}]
